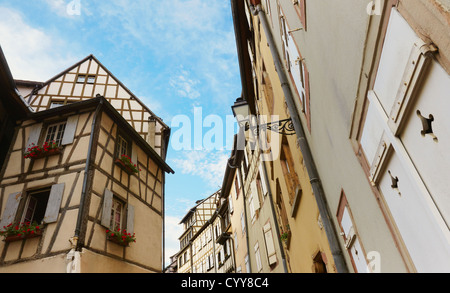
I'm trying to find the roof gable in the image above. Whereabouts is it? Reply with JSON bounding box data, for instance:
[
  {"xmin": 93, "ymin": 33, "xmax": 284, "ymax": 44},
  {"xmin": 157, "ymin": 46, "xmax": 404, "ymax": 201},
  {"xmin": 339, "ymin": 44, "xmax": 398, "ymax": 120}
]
[{"xmin": 23, "ymin": 55, "xmax": 168, "ymax": 156}]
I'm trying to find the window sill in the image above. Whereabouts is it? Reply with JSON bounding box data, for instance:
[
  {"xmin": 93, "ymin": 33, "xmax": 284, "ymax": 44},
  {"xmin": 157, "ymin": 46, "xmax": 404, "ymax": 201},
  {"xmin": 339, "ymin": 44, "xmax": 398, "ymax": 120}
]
[
  {"xmin": 281, "ymin": 230, "xmax": 292, "ymax": 250},
  {"xmin": 4, "ymin": 230, "xmax": 43, "ymax": 243},
  {"xmin": 26, "ymin": 147, "xmax": 63, "ymax": 160},
  {"xmin": 107, "ymin": 235, "xmax": 130, "ymax": 247},
  {"xmin": 114, "ymin": 159, "xmax": 138, "ymax": 175}
]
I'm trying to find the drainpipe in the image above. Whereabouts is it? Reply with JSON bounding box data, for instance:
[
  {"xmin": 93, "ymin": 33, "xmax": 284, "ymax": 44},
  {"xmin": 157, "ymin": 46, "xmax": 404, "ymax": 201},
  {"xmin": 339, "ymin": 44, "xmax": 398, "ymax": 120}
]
[
  {"xmin": 251, "ymin": 4, "xmax": 349, "ymax": 273},
  {"xmin": 74, "ymin": 97, "xmax": 104, "ymax": 250}
]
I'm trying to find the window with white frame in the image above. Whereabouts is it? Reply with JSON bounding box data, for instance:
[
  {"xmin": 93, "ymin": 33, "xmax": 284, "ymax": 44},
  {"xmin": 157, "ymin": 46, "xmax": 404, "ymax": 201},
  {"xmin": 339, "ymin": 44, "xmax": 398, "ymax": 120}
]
[
  {"xmin": 278, "ymin": 4, "xmax": 311, "ymax": 129},
  {"xmin": 110, "ymin": 197, "xmax": 124, "ymax": 230},
  {"xmin": 254, "ymin": 242, "xmax": 263, "ymax": 272},
  {"xmin": 45, "ymin": 121, "xmax": 67, "ymax": 146},
  {"xmin": 116, "ymin": 134, "xmax": 129, "ymax": 157}
]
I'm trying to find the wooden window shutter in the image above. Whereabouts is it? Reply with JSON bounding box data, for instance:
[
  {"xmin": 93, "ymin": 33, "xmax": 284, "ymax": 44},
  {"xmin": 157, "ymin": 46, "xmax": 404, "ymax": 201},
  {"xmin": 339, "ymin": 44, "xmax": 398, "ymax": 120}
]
[
  {"xmin": 101, "ymin": 189, "xmax": 114, "ymax": 228},
  {"xmin": 0, "ymin": 192, "xmax": 22, "ymax": 228},
  {"xmin": 43, "ymin": 183, "xmax": 65, "ymax": 224},
  {"xmin": 258, "ymin": 162, "xmax": 269, "ymax": 196},
  {"xmin": 263, "ymin": 222, "xmax": 277, "ymax": 265},
  {"xmin": 131, "ymin": 142, "xmax": 138, "ymax": 165},
  {"xmin": 126, "ymin": 204, "xmax": 134, "ymax": 235},
  {"xmin": 26, "ymin": 123, "xmax": 43, "ymax": 148},
  {"xmin": 61, "ymin": 115, "xmax": 79, "ymax": 145},
  {"xmin": 251, "ymin": 181, "xmax": 261, "ymax": 210}
]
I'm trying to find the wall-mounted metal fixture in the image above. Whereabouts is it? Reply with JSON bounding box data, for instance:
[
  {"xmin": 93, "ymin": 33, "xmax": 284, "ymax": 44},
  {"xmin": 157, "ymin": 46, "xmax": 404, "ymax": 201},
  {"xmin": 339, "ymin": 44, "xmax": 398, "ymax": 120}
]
[
  {"xmin": 231, "ymin": 97, "xmax": 296, "ymax": 136},
  {"xmin": 288, "ymin": 28, "xmax": 303, "ymax": 34}
]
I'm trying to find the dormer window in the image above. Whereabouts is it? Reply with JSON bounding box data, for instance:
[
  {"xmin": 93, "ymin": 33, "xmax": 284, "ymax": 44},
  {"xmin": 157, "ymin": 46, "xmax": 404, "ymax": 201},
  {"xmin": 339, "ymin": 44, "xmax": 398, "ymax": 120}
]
[{"xmin": 77, "ymin": 74, "xmax": 96, "ymax": 84}]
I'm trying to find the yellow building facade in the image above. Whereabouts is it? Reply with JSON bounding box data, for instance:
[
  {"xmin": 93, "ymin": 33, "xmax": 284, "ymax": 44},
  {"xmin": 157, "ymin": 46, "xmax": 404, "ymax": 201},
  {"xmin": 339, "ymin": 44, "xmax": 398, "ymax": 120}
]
[
  {"xmin": 231, "ymin": 0, "xmax": 341, "ymax": 273},
  {"xmin": 0, "ymin": 55, "xmax": 173, "ymax": 273}
]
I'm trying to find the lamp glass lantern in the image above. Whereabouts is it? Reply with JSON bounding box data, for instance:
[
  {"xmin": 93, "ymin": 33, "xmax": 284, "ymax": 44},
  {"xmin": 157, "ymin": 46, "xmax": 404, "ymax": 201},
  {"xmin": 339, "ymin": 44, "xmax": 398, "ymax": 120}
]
[{"xmin": 231, "ymin": 97, "xmax": 250, "ymax": 129}]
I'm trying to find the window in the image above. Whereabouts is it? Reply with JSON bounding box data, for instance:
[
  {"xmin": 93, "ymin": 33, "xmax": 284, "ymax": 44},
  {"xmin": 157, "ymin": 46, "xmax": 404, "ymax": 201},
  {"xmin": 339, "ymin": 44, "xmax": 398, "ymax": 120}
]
[
  {"xmin": 77, "ymin": 74, "xmax": 96, "ymax": 84},
  {"xmin": 101, "ymin": 189, "xmax": 134, "ymax": 234},
  {"xmin": 249, "ymin": 181, "xmax": 261, "ymax": 222},
  {"xmin": 261, "ymin": 62, "xmax": 274, "ymax": 114},
  {"xmin": 313, "ymin": 251, "xmax": 328, "ymax": 273},
  {"xmin": 263, "ymin": 222, "xmax": 277, "ymax": 266},
  {"xmin": 25, "ymin": 115, "xmax": 78, "ymax": 150},
  {"xmin": 0, "ymin": 184, "xmax": 65, "ymax": 229},
  {"xmin": 278, "ymin": 4, "xmax": 311, "ymax": 131},
  {"xmin": 116, "ymin": 134, "xmax": 129, "ymax": 158},
  {"xmin": 254, "ymin": 242, "xmax": 262, "ymax": 272},
  {"xmin": 240, "ymin": 211, "xmax": 246, "ymax": 236},
  {"xmin": 293, "ymin": 0, "xmax": 307, "ymax": 30},
  {"xmin": 245, "ymin": 254, "xmax": 250, "ymax": 273},
  {"xmin": 336, "ymin": 191, "xmax": 368, "ymax": 273},
  {"xmin": 275, "ymin": 179, "xmax": 290, "ymax": 240},
  {"xmin": 280, "ymin": 137, "xmax": 300, "ymax": 205},
  {"xmin": 45, "ymin": 121, "xmax": 67, "ymax": 146},
  {"xmin": 110, "ymin": 197, "xmax": 124, "ymax": 230},
  {"xmin": 49, "ymin": 99, "xmax": 75, "ymax": 109},
  {"xmin": 22, "ymin": 188, "xmax": 50, "ymax": 224}
]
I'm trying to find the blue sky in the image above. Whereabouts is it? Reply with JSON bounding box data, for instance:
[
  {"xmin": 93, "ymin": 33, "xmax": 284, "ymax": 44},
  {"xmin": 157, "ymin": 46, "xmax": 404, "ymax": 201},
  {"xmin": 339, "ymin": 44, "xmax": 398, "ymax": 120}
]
[{"xmin": 0, "ymin": 0, "xmax": 241, "ymax": 265}]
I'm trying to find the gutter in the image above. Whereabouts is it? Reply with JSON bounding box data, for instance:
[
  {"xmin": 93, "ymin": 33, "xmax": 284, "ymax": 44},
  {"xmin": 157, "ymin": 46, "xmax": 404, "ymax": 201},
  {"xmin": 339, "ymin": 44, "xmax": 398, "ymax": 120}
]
[{"xmin": 251, "ymin": 3, "xmax": 349, "ymax": 273}]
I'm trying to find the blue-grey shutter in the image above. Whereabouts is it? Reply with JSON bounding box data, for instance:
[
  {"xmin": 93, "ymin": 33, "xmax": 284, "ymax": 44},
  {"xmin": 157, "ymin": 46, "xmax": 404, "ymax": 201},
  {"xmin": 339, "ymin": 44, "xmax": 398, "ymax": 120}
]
[
  {"xmin": 101, "ymin": 189, "xmax": 113, "ymax": 228},
  {"xmin": 43, "ymin": 183, "xmax": 65, "ymax": 224},
  {"xmin": 26, "ymin": 123, "xmax": 43, "ymax": 149},
  {"xmin": 126, "ymin": 204, "xmax": 134, "ymax": 235},
  {"xmin": 61, "ymin": 115, "xmax": 78, "ymax": 145},
  {"xmin": 0, "ymin": 192, "xmax": 22, "ymax": 228}
]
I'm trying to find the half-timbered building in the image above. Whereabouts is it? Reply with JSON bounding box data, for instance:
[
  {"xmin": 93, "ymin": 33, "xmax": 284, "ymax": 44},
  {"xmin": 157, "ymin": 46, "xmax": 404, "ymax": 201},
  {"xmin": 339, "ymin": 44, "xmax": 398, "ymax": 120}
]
[
  {"xmin": 177, "ymin": 191, "xmax": 219, "ymax": 273},
  {"xmin": 0, "ymin": 55, "xmax": 173, "ymax": 273}
]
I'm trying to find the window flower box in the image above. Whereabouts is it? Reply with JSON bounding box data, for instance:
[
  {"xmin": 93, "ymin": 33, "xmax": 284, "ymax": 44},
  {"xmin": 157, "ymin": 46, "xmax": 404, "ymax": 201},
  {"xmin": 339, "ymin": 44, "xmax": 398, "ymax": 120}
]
[
  {"xmin": 24, "ymin": 141, "xmax": 62, "ymax": 159},
  {"xmin": 106, "ymin": 227, "xmax": 136, "ymax": 247},
  {"xmin": 280, "ymin": 228, "xmax": 292, "ymax": 249},
  {"xmin": 0, "ymin": 222, "xmax": 43, "ymax": 242},
  {"xmin": 114, "ymin": 155, "xmax": 141, "ymax": 175}
]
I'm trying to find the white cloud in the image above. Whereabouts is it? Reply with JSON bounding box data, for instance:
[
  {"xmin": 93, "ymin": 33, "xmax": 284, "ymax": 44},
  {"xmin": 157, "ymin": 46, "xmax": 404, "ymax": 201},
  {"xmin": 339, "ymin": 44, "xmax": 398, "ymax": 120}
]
[
  {"xmin": 169, "ymin": 67, "xmax": 201, "ymax": 100},
  {"xmin": 0, "ymin": 7, "xmax": 81, "ymax": 81},
  {"xmin": 170, "ymin": 149, "xmax": 229, "ymax": 189},
  {"xmin": 164, "ymin": 215, "xmax": 183, "ymax": 266}
]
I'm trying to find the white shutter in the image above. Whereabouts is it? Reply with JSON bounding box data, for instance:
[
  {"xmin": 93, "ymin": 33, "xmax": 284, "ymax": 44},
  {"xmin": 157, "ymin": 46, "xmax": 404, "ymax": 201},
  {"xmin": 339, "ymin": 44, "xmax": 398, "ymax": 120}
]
[
  {"xmin": 251, "ymin": 181, "xmax": 260, "ymax": 210},
  {"xmin": 228, "ymin": 195, "xmax": 233, "ymax": 213},
  {"xmin": 43, "ymin": 183, "xmax": 65, "ymax": 224},
  {"xmin": 101, "ymin": 189, "xmax": 113, "ymax": 228},
  {"xmin": 26, "ymin": 123, "xmax": 43, "ymax": 148},
  {"xmin": 263, "ymin": 222, "xmax": 277, "ymax": 265},
  {"xmin": 0, "ymin": 192, "xmax": 22, "ymax": 228},
  {"xmin": 379, "ymin": 152, "xmax": 450, "ymax": 272},
  {"xmin": 61, "ymin": 115, "xmax": 78, "ymax": 145},
  {"xmin": 372, "ymin": 8, "xmax": 418, "ymax": 114},
  {"xmin": 259, "ymin": 162, "xmax": 268, "ymax": 196},
  {"xmin": 399, "ymin": 59, "xmax": 450, "ymax": 227}
]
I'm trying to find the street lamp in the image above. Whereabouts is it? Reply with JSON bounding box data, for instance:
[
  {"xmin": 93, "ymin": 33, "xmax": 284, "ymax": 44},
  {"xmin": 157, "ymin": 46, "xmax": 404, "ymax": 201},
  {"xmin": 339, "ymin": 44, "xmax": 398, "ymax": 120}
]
[{"xmin": 231, "ymin": 97, "xmax": 250, "ymax": 129}]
